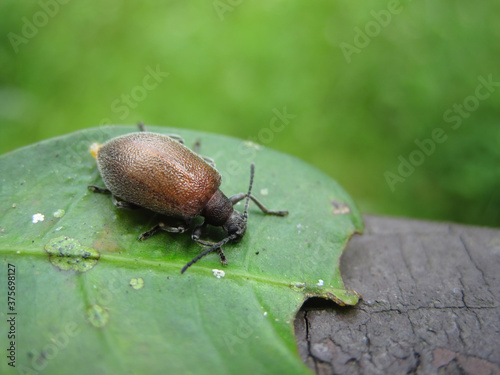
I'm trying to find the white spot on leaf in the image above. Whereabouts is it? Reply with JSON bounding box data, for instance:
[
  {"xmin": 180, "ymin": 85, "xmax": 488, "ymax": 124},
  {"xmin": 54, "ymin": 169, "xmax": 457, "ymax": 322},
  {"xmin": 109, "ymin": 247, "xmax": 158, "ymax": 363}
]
[
  {"xmin": 212, "ymin": 269, "xmax": 225, "ymax": 279},
  {"xmin": 32, "ymin": 213, "xmax": 44, "ymax": 223}
]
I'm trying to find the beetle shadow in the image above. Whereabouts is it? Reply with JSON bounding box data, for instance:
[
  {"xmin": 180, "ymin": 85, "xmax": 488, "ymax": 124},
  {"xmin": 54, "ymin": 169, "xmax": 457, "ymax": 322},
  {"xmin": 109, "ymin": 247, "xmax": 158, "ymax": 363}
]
[{"xmin": 112, "ymin": 207, "xmax": 229, "ymax": 256}]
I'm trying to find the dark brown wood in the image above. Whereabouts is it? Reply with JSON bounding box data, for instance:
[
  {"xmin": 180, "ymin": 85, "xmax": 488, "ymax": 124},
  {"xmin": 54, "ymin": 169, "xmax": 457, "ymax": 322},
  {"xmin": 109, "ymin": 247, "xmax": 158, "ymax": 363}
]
[{"xmin": 294, "ymin": 215, "xmax": 500, "ymax": 375}]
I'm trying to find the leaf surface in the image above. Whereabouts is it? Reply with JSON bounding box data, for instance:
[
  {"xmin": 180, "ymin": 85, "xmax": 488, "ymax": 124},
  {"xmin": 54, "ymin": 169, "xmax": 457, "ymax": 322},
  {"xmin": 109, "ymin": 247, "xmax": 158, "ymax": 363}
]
[{"xmin": 0, "ymin": 126, "xmax": 363, "ymax": 374}]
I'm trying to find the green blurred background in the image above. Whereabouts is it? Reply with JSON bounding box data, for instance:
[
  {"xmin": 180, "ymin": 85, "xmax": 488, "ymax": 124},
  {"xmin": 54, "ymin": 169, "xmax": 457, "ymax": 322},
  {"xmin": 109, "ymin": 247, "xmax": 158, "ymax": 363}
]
[{"xmin": 1, "ymin": 1, "xmax": 499, "ymax": 227}]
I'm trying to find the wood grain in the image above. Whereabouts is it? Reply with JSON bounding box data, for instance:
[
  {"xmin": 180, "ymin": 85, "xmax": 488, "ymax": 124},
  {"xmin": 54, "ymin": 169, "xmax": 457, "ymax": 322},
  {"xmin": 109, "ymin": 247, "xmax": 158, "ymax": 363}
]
[{"xmin": 294, "ymin": 215, "xmax": 500, "ymax": 375}]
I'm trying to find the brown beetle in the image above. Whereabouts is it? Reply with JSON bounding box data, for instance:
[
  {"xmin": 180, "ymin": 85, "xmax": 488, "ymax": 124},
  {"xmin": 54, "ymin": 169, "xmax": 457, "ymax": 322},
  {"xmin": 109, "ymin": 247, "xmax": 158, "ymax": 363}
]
[{"xmin": 89, "ymin": 125, "xmax": 288, "ymax": 273}]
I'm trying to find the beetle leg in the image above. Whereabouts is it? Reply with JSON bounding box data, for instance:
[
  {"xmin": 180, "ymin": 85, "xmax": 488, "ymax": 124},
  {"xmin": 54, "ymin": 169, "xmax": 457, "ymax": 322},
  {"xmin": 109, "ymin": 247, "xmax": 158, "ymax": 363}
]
[
  {"xmin": 89, "ymin": 185, "xmax": 140, "ymax": 209},
  {"xmin": 192, "ymin": 223, "xmax": 223, "ymax": 247},
  {"xmin": 191, "ymin": 222, "xmax": 208, "ymax": 245},
  {"xmin": 191, "ymin": 223, "xmax": 229, "ymax": 265},
  {"xmin": 158, "ymin": 220, "xmax": 190, "ymax": 233},
  {"xmin": 137, "ymin": 122, "xmax": 184, "ymax": 144},
  {"xmin": 229, "ymin": 193, "xmax": 245, "ymax": 204},
  {"xmin": 166, "ymin": 134, "xmax": 184, "ymax": 144},
  {"xmin": 192, "ymin": 139, "xmax": 201, "ymax": 153},
  {"xmin": 229, "ymin": 193, "xmax": 288, "ymax": 216},
  {"xmin": 88, "ymin": 185, "xmax": 110, "ymax": 194},
  {"xmin": 139, "ymin": 220, "xmax": 190, "ymax": 240},
  {"xmin": 191, "ymin": 139, "xmax": 216, "ymax": 168},
  {"xmin": 111, "ymin": 195, "xmax": 139, "ymax": 210},
  {"xmin": 139, "ymin": 225, "xmax": 160, "ymax": 240},
  {"xmin": 201, "ymin": 156, "xmax": 216, "ymax": 168},
  {"xmin": 217, "ymin": 248, "xmax": 228, "ymax": 265},
  {"xmin": 183, "ymin": 232, "xmax": 236, "ymax": 273}
]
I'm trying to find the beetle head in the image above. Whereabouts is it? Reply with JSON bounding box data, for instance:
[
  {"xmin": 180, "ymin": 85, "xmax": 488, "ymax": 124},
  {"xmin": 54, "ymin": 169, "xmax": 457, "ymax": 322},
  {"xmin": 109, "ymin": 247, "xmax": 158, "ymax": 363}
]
[
  {"xmin": 180, "ymin": 164, "xmax": 255, "ymax": 274},
  {"xmin": 223, "ymin": 210, "xmax": 247, "ymax": 240}
]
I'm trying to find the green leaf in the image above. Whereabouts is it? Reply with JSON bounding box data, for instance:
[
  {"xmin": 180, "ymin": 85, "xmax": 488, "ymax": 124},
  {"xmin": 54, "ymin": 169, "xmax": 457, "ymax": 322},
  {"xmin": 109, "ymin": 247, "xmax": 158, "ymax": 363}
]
[{"xmin": 0, "ymin": 126, "xmax": 363, "ymax": 375}]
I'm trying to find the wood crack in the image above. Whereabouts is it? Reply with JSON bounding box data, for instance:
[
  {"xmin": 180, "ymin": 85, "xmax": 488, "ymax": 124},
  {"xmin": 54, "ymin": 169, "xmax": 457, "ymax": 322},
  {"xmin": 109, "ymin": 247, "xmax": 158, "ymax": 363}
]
[{"xmin": 294, "ymin": 214, "xmax": 500, "ymax": 375}]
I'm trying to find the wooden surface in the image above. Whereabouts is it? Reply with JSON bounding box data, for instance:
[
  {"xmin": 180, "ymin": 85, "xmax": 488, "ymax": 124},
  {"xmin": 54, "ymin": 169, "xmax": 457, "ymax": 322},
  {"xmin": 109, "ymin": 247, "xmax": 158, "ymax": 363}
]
[{"xmin": 294, "ymin": 215, "xmax": 500, "ymax": 375}]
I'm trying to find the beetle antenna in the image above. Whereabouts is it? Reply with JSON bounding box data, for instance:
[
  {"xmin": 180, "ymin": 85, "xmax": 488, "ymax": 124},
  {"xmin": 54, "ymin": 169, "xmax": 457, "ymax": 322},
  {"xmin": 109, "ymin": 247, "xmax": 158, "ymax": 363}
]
[
  {"xmin": 181, "ymin": 234, "xmax": 237, "ymax": 274},
  {"xmin": 243, "ymin": 163, "xmax": 255, "ymax": 221}
]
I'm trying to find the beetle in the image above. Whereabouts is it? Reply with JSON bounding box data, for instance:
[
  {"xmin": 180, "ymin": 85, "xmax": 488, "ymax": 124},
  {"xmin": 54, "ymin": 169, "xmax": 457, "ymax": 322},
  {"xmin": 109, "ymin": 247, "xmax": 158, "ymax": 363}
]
[{"xmin": 88, "ymin": 124, "xmax": 288, "ymax": 273}]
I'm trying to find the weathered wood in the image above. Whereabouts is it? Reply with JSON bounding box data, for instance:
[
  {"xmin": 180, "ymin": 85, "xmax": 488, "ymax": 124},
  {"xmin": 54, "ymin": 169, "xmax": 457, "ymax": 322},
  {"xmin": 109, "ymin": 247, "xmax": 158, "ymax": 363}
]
[{"xmin": 294, "ymin": 215, "xmax": 500, "ymax": 375}]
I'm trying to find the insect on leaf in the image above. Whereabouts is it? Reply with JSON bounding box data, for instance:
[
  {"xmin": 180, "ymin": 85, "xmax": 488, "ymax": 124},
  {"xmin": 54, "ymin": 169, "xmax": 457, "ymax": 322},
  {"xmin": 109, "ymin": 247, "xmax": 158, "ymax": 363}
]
[{"xmin": 0, "ymin": 126, "xmax": 363, "ymax": 375}]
